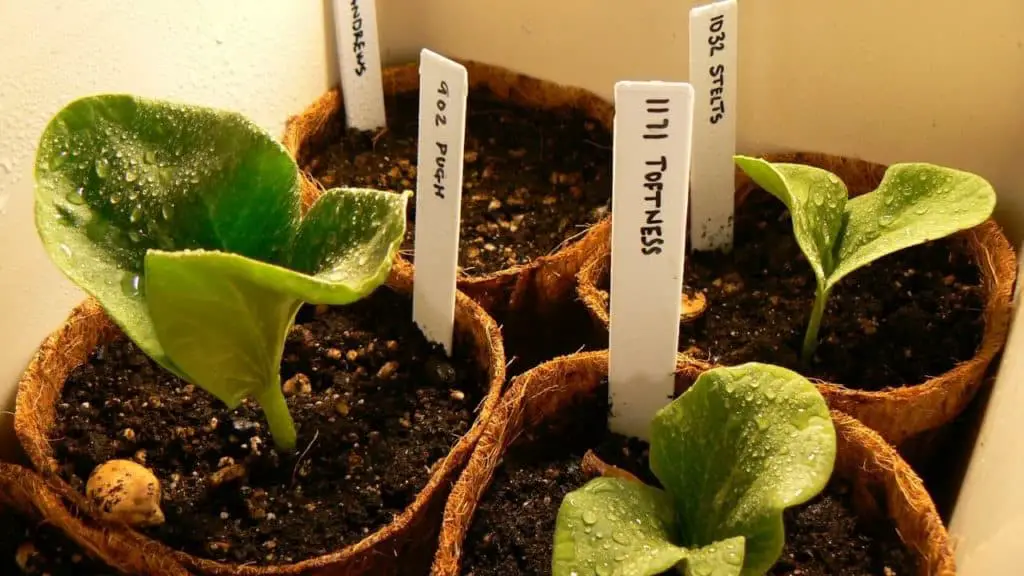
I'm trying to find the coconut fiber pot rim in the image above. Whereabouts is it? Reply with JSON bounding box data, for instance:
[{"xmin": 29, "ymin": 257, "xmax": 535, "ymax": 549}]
[
  {"xmin": 281, "ymin": 58, "xmax": 614, "ymax": 316},
  {"xmin": 13, "ymin": 262, "xmax": 506, "ymax": 576},
  {"xmin": 575, "ymin": 151, "xmax": 1017, "ymax": 445},
  {"xmin": 430, "ymin": 349, "xmax": 956, "ymax": 576}
]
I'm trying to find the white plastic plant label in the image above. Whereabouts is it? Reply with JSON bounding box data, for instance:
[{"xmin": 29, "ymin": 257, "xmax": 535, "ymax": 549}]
[
  {"xmin": 689, "ymin": 0, "xmax": 738, "ymax": 252},
  {"xmin": 332, "ymin": 0, "xmax": 387, "ymax": 130},
  {"xmin": 608, "ymin": 81, "xmax": 695, "ymax": 440},
  {"xmin": 412, "ymin": 49, "xmax": 468, "ymax": 355}
]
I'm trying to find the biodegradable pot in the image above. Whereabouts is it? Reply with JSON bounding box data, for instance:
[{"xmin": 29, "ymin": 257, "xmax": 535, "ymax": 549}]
[
  {"xmin": 281, "ymin": 59, "xmax": 613, "ymax": 321},
  {"xmin": 0, "ymin": 462, "xmax": 189, "ymax": 575},
  {"xmin": 14, "ymin": 261, "xmax": 506, "ymax": 576},
  {"xmin": 577, "ymin": 151, "xmax": 1017, "ymax": 445},
  {"xmin": 430, "ymin": 350, "xmax": 956, "ymax": 576}
]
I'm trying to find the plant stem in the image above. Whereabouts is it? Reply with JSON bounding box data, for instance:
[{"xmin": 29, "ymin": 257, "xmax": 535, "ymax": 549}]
[
  {"xmin": 801, "ymin": 287, "xmax": 830, "ymax": 364},
  {"xmin": 255, "ymin": 380, "xmax": 297, "ymax": 452}
]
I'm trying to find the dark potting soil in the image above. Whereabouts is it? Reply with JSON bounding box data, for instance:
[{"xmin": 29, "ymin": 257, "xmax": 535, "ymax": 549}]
[
  {"xmin": 602, "ymin": 188, "xmax": 985, "ymax": 390},
  {"xmin": 305, "ymin": 89, "xmax": 613, "ymax": 276},
  {"xmin": 0, "ymin": 510, "xmax": 116, "ymax": 575},
  {"xmin": 459, "ymin": 389, "xmax": 916, "ymax": 576},
  {"xmin": 53, "ymin": 288, "xmax": 486, "ymax": 566}
]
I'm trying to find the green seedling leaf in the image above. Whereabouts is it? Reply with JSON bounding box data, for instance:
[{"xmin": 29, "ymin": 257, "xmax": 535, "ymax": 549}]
[
  {"xmin": 35, "ymin": 94, "xmax": 409, "ymax": 450},
  {"xmin": 553, "ymin": 477, "xmax": 688, "ymax": 576},
  {"xmin": 553, "ymin": 364, "xmax": 835, "ymax": 576},
  {"xmin": 651, "ymin": 363, "xmax": 836, "ymax": 576},
  {"xmin": 734, "ymin": 155, "xmax": 996, "ymax": 360}
]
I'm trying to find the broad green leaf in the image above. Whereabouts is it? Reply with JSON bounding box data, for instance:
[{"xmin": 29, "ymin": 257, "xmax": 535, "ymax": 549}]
[
  {"xmin": 552, "ymin": 477, "xmax": 687, "ymax": 576},
  {"xmin": 733, "ymin": 156, "xmax": 847, "ymax": 282},
  {"xmin": 828, "ymin": 163, "xmax": 996, "ymax": 288},
  {"xmin": 649, "ymin": 363, "xmax": 836, "ymax": 576},
  {"xmin": 34, "ymin": 94, "xmax": 409, "ymax": 450},
  {"xmin": 34, "ymin": 94, "xmax": 299, "ymax": 372}
]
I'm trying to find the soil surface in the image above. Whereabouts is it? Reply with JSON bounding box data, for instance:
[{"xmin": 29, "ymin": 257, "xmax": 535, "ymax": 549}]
[
  {"xmin": 602, "ymin": 189, "xmax": 985, "ymax": 389},
  {"xmin": 0, "ymin": 510, "xmax": 116, "ymax": 575},
  {"xmin": 305, "ymin": 89, "xmax": 613, "ymax": 275},
  {"xmin": 54, "ymin": 288, "xmax": 486, "ymax": 566},
  {"xmin": 460, "ymin": 388, "xmax": 916, "ymax": 576}
]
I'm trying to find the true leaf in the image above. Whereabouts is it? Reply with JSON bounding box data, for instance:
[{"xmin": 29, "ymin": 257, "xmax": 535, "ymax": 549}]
[
  {"xmin": 34, "ymin": 94, "xmax": 409, "ymax": 450},
  {"xmin": 552, "ymin": 364, "xmax": 835, "ymax": 576}
]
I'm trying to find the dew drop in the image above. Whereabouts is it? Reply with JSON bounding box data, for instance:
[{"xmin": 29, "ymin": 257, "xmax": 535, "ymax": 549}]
[
  {"xmin": 58, "ymin": 243, "xmax": 72, "ymax": 258},
  {"xmin": 110, "ymin": 193, "xmax": 122, "ymax": 205},
  {"xmin": 883, "ymin": 192, "xmax": 895, "ymax": 206},
  {"xmin": 827, "ymin": 173, "xmax": 839, "ymax": 184},
  {"xmin": 161, "ymin": 203, "xmax": 174, "ymax": 220},
  {"xmin": 129, "ymin": 206, "xmax": 143, "ymax": 223},
  {"xmin": 50, "ymin": 150, "xmax": 68, "ymax": 170},
  {"xmin": 913, "ymin": 204, "xmax": 929, "ymax": 215},
  {"xmin": 128, "ymin": 230, "xmax": 143, "ymax": 244},
  {"xmin": 144, "ymin": 149, "xmax": 157, "ymax": 164},
  {"xmin": 725, "ymin": 551, "xmax": 742, "ymax": 565},
  {"xmin": 595, "ymin": 564, "xmax": 613, "ymax": 576},
  {"xmin": 95, "ymin": 158, "xmax": 110, "ymax": 179},
  {"xmin": 66, "ymin": 187, "xmax": 86, "ymax": 205},
  {"xmin": 878, "ymin": 213, "xmax": 895, "ymax": 227},
  {"xmin": 121, "ymin": 273, "xmax": 142, "ymax": 297},
  {"xmin": 125, "ymin": 170, "xmax": 138, "ymax": 183},
  {"xmin": 612, "ymin": 531, "xmax": 630, "ymax": 545}
]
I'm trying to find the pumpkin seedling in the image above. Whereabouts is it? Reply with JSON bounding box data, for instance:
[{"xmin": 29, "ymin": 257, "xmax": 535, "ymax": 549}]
[
  {"xmin": 34, "ymin": 95, "xmax": 409, "ymax": 452},
  {"xmin": 734, "ymin": 156, "xmax": 996, "ymax": 362},
  {"xmin": 553, "ymin": 363, "xmax": 837, "ymax": 576}
]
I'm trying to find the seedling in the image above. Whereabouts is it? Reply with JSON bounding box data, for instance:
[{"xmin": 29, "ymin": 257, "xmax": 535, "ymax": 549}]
[
  {"xmin": 34, "ymin": 95, "xmax": 409, "ymax": 451},
  {"xmin": 553, "ymin": 363, "xmax": 836, "ymax": 576},
  {"xmin": 734, "ymin": 156, "xmax": 996, "ymax": 362}
]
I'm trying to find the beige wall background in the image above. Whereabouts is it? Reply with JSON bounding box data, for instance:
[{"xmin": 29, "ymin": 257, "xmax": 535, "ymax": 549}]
[{"xmin": 0, "ymin": 1, "xmax": 1021, "ymax": 571}]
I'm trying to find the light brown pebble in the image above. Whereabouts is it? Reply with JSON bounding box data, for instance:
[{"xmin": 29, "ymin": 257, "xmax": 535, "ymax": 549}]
[
  {"xmin": 282, "ymin": 373, "xmax": 312, "ymax": 396},
  {"xmin": 377, "ymin": 361, "xmax": 399, "ymax": 379}
]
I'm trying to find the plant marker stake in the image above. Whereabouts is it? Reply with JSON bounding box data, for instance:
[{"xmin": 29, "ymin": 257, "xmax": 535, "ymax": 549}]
[
  {"xmin": 332, "ymin": 0, "xmax": 386, "ymax": 130},
  {"xmin": 608, "ymin": 81, "xmax": 695, "ymax": 440},
  {"xmin": 688, "ymin": 0, "xmax": 738, "ymax": 252},
  {"xmin": 412, "ymin": 49, "xmax": 468, "ymax": 355}
]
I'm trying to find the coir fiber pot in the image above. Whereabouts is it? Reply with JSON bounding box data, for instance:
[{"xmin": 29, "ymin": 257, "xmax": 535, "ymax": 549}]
[
  {"xmin": 13, "ymin": 261, "xmax": 506, "ymax": 576},
  {"xmin": 0, "ymin": 461, "xmax": 188, "ymax": 575},
  {"xmin": 282, "ymin": 60, "xmax": 614, "ymax": 347},
  {"xmin": 430, "ymin": 350, "xmax": 955, "ymax": 575},
  {"xmin": 576, "ymin": 152, "xmax": 1016, "ymax": 445}
]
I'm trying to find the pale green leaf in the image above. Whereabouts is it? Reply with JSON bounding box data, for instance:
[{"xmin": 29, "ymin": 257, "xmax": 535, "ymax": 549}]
[
  {"xmin": 828, "ymin": 163, "xmax": 995, "ymax": 288},
  {"xmin": 552, "ymin": 477, "xmax": 687, "ymax": 576},
  {"xmin": 649, "ymin": 363, "xmax": 836, "ymax": 576},
  {"xmin": 733, "ymin": 156, "xmax": 847, "ymax": 282}
]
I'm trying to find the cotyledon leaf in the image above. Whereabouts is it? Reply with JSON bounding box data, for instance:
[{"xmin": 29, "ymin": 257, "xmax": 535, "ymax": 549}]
[
  {"xmin": 649, "ymin": 363, "xmax": 836, "ymax": 576},
  {"xmin": 733, "ymin": 156, "xmax": 847, "ymax": 283},
  {"xmin": 552, "ymin": 477, "xmax": 688, "ymax": 576},
  {"xmin": 34, "ymin": 94, "xmax": 300, "ymax": 374},
  {"xmin": 828, "ymin": 163, "xmax": 995, "ymax": 289}
]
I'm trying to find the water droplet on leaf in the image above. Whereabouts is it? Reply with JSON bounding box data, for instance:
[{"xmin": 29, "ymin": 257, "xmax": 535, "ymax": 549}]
[
  {"xmin": 66, "ymin": 187, "xmax": 86, "ymax": 205},
  {"xmin": 582, "ymin": 511, "xmax": 598, "ymax": 525}
]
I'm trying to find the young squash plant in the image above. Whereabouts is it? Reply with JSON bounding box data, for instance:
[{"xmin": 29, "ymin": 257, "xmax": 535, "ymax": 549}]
[
  {"xmin": 734, "ymin": 156, "xmax": 996, "ymax": 362},
  {"xmin": 553, "ymin": 363, "xmax": 837, "ymax": 576},
  {"xmin": 34, "ymin": 95, "xmax": 410, "ymax": 452}
]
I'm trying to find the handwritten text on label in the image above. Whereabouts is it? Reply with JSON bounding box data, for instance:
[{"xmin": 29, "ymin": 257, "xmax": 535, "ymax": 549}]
[
  {"xmin": 433, "ymin": 81, "xmax": 450, "ymax": 199},
  {"xmin": 708, "ymin": 15, "xmax": 728, "ymax": 124},
  {"xmin": 350, "ymin": 0, "xmax": 368, "ymax": 76}
]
